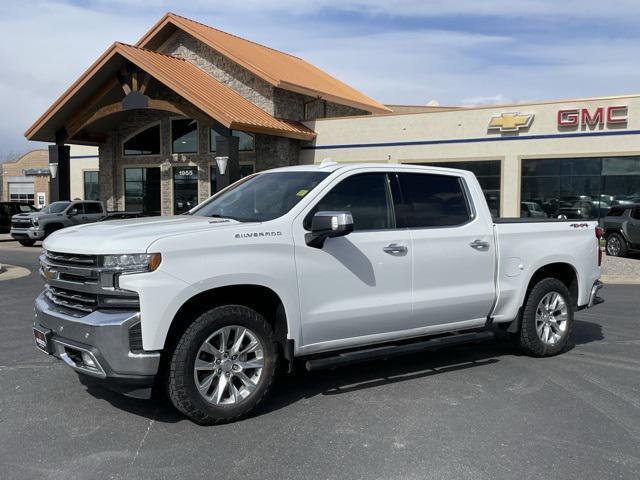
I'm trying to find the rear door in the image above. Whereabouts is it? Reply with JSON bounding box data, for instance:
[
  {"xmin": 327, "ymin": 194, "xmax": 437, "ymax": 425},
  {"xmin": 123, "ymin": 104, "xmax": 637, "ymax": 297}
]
[
  {"xmin": 293, "ymin": 171, "xmax": 413, "ymax": 350},
  {"xmin": 397, "ymin": 171, "xmax": 495, "ymax": 328},
  {"xmin": 629, "ymin": 208, "xmax": 640, "ymax": 244},
  {"xmin": 82, "ymin": 202, "xmax": 104, "ymax": 222}
]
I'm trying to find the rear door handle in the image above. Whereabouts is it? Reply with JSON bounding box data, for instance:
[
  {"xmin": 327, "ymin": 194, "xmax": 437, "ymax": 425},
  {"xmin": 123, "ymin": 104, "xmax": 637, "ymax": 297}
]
[
  {"xmin": 383, "ymin": 243, "xmax": 408, "ymax": 255},
  {"xmin": 470, "ymin": 239, "xmax": 490, "ymax": 250}
]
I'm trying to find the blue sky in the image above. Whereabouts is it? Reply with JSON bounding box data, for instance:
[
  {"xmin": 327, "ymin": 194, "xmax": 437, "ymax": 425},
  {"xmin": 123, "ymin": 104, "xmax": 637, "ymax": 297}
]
[{"xmin": 2, "ymin": 0, "xmax": 640, "ymax": 159}]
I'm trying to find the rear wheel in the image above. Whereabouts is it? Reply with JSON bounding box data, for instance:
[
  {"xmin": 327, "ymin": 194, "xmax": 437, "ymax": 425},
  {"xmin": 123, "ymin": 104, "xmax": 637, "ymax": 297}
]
[
  {"xmin": 518, "ymin": 278, "xmax": 573, "ymax": 357},
  {"xmin": 167, "ymin": 305, "xmax": 278, "ymax": 425},
  {"xmin": 18, "ymin": 239, "xmax": 36, "ymax": 247},
  {"xmin": 605, "ymin": 233, "xmax": 627, "ymax": 257}
]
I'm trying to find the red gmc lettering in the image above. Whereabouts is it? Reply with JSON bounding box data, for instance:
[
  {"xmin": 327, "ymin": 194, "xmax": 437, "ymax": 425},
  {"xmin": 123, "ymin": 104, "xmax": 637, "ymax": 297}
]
[
  {"xmin": 558, "ymin": 105, "xmax": 628, "ymax": 127},
  {"xmin": 557, "ymin": 109, "xmax": 578, "ymax": 126},
  {"xmin": 607, "ymin": 105, "xmax": 628, "ymax": 124},
  {"xmin": 581, "ymin": 107, "xmax": 604, "ymax": 126}
]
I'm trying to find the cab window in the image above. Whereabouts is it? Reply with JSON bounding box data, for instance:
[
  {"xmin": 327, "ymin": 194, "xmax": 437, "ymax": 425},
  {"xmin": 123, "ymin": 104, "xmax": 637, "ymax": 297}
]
[{"xmin": 306, "ymin": 173, "xmax": 396, "ymax": 231}]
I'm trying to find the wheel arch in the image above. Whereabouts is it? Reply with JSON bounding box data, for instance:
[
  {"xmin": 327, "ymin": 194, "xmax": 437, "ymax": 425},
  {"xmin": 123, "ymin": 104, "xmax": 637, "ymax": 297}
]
[{"xmin": 163, "ymin": 284, "xmax": 290, "ymax": 356}]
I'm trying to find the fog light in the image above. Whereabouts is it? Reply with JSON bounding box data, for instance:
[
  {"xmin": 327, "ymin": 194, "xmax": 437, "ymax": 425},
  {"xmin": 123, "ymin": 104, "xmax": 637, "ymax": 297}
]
[{"xmin": 81, "ymin": 351, "xmax": 96, "ymax": 368}]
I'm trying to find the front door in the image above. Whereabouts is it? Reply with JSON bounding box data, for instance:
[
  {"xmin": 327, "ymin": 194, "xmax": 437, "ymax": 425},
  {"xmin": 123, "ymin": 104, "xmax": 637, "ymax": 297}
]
[
  {"xmin": 173, "ymin": 166, "xmax": 198, "ymax": 214},
  {"xmin": 293, "ymin": 171, "xmax": 413, "ymax": 351},
  {"xmin": 397, "ymin": 172, "xmax": 496, "ymax": 328}
]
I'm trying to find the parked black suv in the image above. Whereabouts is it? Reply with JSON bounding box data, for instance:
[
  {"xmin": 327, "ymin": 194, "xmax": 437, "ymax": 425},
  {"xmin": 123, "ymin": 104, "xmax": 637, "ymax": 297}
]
[
  {"xmin": 603, "ymin": 204, "xmax": 640, "ymax": 257},
  {"xmin": 0, "ymin": 202, "xmax": 37, "ymax": 233}
]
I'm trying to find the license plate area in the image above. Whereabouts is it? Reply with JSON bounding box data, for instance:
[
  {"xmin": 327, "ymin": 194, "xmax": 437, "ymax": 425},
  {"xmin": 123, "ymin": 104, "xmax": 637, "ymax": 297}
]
[{"xmin": 33, "ymin": 327, "xmax": 53, "ymax": 354}]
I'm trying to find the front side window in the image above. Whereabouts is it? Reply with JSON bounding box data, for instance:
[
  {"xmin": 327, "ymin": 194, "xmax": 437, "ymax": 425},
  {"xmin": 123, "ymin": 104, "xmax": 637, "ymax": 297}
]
[
  {"xmin": 83, "ymin": 171, "xmax": 99, "ymax": 201},
  {"xmin": 398, "ymin": 173, "xmax": 471, "ymax": 228},
  {"xmin": 306, "ymin": 173, "xmax": 395, "ymax": 231},
  {"xmin": 123, "ymin": 124, "xmax": 160, "ymax": 156},
  {"xmin": 210, "ymin": 129, "xmax": 255, "ymax": 152},
  {"xmin": 193, "ymin": 171, "xmax": 328, "ymax": 222},
  {"xmin": 172, "ymin": 119, "xmax": 198, "ymax": 154}
]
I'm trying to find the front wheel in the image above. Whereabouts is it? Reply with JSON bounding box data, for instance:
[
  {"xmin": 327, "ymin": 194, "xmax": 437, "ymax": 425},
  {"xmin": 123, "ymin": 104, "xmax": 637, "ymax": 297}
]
[
  {"xmin": 167, "ymin": 305, "xmax": 278, "ymax": 425},
  {"xmin": 18, "ymin": 239, "xmax": 36, "ymax": 247},
  {"xmin": 518, "ymin": 278, "xmax": 574, "ymax": 357}
]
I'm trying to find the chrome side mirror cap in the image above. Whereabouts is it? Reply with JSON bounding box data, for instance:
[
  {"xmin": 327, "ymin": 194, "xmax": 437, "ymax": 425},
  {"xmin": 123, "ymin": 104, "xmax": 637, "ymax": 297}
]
[{"xmin": 305, "ymin": 211, "xmax": 354, "ymax": 248}]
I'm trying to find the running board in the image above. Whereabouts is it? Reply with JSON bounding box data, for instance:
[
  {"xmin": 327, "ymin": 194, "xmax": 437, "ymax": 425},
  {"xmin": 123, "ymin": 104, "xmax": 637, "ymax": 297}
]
[{"xmin": 304, "ymin": 330, "xmax": 495, "ymax": 371}]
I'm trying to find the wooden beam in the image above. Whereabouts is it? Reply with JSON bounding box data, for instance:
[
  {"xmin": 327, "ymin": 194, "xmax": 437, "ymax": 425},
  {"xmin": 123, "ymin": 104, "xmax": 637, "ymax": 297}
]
[
  {"xmin": 138, "ymin": 73, "xmax": 151, "ymax": 95},
  {"xmin": 117, "ymin": 65, "xmax": 131, "ymax": 95},
  {"xmin": 64, "ymin": 76, "xmax": 119, "ymax": 139}
]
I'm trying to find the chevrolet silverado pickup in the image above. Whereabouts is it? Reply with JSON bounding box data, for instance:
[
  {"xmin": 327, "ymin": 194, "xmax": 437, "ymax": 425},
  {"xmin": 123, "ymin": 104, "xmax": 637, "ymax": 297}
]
[{"xmin": 33, "ymin": 163, "xmax": 604, "ymax": 424}]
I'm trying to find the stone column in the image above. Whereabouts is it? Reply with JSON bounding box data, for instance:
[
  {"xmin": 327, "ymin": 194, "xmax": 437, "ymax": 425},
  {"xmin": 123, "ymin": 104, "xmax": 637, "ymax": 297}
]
[{"xmin": 48, "ymin": 145, "xmax": 70, "ymax": 202}]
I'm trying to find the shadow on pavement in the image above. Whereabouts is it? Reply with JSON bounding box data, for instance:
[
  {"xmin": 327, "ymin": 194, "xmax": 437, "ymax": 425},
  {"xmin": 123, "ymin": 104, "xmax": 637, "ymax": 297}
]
[{"xmin": 78, "ymin": 319, "xmax": 605, "ymax": 424}]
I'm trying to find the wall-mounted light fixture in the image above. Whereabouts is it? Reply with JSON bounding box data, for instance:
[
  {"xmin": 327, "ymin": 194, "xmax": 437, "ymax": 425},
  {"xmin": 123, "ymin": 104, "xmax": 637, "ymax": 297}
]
[
  {"xmin": 48, "ymin": 163, "xmax": 58, "ymax": 179},
  {"xmin": 215, "ymin": 156, "xmax": 229, "ymax": 176}
]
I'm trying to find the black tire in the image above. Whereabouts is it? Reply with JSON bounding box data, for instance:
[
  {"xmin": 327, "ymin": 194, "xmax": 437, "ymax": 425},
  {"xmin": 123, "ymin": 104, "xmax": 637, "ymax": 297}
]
[
  {"xmin": 18, "ymin": 239, "xmax": 36, "ymax": 247},
  {"xmin": 605, "ymin": 233, "xmax": 628, "ymax": 257},
  {"xmin": 167, "ymin": 305, "xmax": 278, "ymax": 425},
  {"xmin": 518, "ymin": 278, "xmax": 574, "ymax": 357}
]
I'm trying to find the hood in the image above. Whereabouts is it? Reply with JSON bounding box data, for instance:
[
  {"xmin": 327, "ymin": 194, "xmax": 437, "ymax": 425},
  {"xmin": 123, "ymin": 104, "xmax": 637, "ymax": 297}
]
[
  {"xmin": 43, "ymin": 215, "xmax": 243, "ymax": 254},
  {"xmin": 12, "ymin": 211, "xmax": 50, "ymax": 220}
]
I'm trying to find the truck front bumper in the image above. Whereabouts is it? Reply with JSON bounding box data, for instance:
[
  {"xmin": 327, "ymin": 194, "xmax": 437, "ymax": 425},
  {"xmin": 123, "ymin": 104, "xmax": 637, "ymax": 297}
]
[
  {"xmin": 33, "ymin": 293, "xmax": 160, "ymax": 398},
  {"xmin": 11, "ymin": 227, "xmax": 44, "ymax": 240}
]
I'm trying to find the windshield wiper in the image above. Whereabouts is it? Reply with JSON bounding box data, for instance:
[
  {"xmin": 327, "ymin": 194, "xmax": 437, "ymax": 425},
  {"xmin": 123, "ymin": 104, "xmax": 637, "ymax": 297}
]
[{"xmin": 209, "ymin": 214, "xmax": 242, "ymax": 222}]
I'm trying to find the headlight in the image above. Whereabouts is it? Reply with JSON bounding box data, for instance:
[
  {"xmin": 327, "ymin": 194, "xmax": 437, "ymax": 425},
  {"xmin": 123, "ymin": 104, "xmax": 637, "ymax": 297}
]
[
  {"xmin": 102, "ymin": 253, "xmax": 161, "ymax": 273},
  {"xmin": 31, "ymin": 218, "xmax": 39, "ymax": 227}
]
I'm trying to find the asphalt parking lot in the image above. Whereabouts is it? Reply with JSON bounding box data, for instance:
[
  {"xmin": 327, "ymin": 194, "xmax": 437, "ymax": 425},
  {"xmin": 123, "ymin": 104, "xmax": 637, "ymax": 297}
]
[{"xmin": 1, "ymin": 243, "xmax": 639, "ymax": 480}]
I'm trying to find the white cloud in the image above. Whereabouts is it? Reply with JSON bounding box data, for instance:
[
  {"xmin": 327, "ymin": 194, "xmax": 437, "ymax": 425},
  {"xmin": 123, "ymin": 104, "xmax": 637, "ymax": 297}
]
[{"xmin": 1, "ymin": 0, "xmax": 640, "ymax": 157}]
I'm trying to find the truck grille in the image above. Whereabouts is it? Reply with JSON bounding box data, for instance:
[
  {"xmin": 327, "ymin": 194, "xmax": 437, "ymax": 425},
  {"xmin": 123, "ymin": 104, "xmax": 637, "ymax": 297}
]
[
  {"xmin": 45, "ymin": 251, "xmax": 98, "ymax": 267},
  {"xmin": 45, "ymin": 286, "xmax": 97, "ymax": 313},
  {"xmin": 11, "ymin": 219, "xmax": 31, "ymax": 228}
]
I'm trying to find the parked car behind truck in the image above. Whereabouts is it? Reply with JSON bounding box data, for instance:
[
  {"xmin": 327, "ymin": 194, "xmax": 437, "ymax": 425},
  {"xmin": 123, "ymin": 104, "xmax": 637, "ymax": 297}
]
[
  {"xmin": 11, "ymin": 200, "xmax": 106, "ymax": 246},
  {"xmin": 603, "ymin": 204, "xmax": 640, "ymax": 257},
  {"xmin": 33, "ymin": 163, "xmax": 603, "ymax": 424}
]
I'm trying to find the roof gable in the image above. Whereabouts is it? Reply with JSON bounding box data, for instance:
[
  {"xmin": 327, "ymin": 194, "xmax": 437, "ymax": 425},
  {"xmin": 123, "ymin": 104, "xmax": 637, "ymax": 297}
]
[{"xmin": 137, "ymin": 13, "xmax": 391, "ymax": 114}]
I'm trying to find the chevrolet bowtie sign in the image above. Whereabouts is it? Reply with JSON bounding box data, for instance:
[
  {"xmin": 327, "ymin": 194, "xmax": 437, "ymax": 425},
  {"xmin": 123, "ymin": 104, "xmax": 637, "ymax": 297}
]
[{"xmin": 488, "ymin": 112, "xmax": 534, "ymax": 133}]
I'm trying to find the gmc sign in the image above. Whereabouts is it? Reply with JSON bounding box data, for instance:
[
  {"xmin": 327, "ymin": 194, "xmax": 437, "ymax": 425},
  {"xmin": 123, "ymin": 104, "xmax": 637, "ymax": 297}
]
[{"xmin": 557, "ymin": 105, "xmax": 627, "ymax": 128}]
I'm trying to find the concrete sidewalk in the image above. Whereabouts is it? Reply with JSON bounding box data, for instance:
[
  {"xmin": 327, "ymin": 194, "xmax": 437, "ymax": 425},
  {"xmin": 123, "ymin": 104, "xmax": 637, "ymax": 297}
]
[{"xmin": 0, "ymin": 233, "xmax": 14, "ymax": 242}]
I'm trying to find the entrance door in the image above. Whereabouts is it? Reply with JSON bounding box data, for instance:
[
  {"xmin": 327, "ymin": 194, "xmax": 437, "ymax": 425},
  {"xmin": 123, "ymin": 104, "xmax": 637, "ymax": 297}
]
[
  {"xmin": 173, "ymin": 166, "xmax": 198, "ymax": 214},
  {"xmin": 293, "ymin": 171, "xmax": 413, "ymax": 350}
]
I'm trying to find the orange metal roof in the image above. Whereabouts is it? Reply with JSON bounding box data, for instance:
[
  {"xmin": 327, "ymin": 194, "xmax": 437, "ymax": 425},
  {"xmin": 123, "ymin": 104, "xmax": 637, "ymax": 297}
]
[
  {"xmin": 25, "ymin": 43, "xmax": 316, "ymax": 142},
  {"xmin": 137, "ymin": 13, "xmax": 391, "ymax": 114}
]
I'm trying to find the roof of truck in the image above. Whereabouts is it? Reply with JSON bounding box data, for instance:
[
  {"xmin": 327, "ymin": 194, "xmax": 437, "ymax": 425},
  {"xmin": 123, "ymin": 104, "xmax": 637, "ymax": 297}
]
[{"xmin": 266, "ymin": 162, "xmax": 471, "ymax": 175}]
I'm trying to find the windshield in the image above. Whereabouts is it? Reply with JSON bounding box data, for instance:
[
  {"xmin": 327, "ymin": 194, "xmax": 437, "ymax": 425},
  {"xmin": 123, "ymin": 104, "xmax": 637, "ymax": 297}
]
[
  {"xmin": 18, "ymin": 205, "xmax": 37, "ymax": 213},
  {"xmin": 41, "ymin": 201, "xmax": 70, "ymax": 214},
  {"xmin": 192, "ymin": 171, "xmax": 330, "ymax": 222}
]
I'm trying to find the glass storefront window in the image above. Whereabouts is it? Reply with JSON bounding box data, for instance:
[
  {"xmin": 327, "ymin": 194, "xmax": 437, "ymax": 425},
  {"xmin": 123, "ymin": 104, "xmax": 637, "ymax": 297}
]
[
  {"xmin": 83, "ymin": 171, "xmax": 99, "ymax": 201},
  {"xmin": 210, "ymin": 163, "xmax": 255, "ymax": 195},
  {"xmin": 124, "ymin": 167, "xmax": 161, "ymax": 216},
  {"xmin": 210, "ymin": 129, "xmax": 255, "ymax": 152},
  {"xmin": 417, "ymin": 160, "xmax": 501, "ymax": 217},
  {"xmin": 173, "ymin": 166, "xmax": 198, "ymax": 214},
  {"xmin": 172, "ymin": 119, "xmax": 198, "ymax": 154},
  {"xmin": 521, "ymin": 156, "xmax": 640, "ymax": 221},
  {"xmin": 123, "ymin": 124, "xmax": 160, "ymax": 156}
]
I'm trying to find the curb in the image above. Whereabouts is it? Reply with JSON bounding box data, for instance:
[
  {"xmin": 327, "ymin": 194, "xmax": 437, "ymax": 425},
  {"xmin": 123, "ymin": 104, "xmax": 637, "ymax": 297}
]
[
  {"xmin": 0, "ymin": 264, "xmax": 31, "ymax": 282},
  {"xmin": 600, "ymin": 275, "xmax": 640, "ymax": 285}
]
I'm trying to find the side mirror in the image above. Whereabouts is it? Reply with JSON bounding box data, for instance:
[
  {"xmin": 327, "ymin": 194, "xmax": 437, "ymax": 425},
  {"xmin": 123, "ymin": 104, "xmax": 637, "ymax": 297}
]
[
  {"xmin": 305, "ymin": 211, "xmax": 354, "ymax": 248},
  {"xmin": 67, "ymin": 208, "xmax": 78, "ymax": 217}
]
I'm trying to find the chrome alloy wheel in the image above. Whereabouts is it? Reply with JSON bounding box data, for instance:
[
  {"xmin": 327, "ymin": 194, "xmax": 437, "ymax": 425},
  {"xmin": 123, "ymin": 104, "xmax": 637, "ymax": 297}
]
[
  {"xmin": 607, "ymin": 236, "xmax": 621, "ymax": 256},
  {"xmin": 535, "ymin": 291, "xmax": 569, "ymax": 345},
  {"xmin": 193, "ymin": 325, "xmax": 265, "ymax": 405}
]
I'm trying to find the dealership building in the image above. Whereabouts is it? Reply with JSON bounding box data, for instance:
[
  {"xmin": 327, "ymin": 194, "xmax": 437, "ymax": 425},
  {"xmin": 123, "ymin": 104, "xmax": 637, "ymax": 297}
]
[{"xmin": 26, "ymin": 12, "xmax": 640, "ymax": 219}]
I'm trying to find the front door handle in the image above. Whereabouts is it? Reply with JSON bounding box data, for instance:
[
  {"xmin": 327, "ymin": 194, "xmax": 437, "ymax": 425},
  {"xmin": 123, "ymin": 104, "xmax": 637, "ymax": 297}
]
[
  {"xmin": 383, "ymin": 243, "xmax": 408, "ymax": 255},
  {"xmin": 470, "ymin": 239, "xmax": 490, "ymax": 250}
]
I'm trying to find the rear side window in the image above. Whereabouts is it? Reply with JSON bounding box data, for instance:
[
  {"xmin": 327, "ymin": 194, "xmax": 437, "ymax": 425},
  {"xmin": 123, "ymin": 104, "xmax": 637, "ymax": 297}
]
[
  {"xmin": 607, "ymin": 207, "xmax": 626, "ymax": 217},
  {"xmin": 83, "ymin": 202, "xmax": 103, "ymax": 214},
  {"xmin": 398, "ymin": 173, "xmax": 471, "ymax": 228},
  {"xmin": 306, "ymin": 173, "xmax": 395, "ymax": 231}
]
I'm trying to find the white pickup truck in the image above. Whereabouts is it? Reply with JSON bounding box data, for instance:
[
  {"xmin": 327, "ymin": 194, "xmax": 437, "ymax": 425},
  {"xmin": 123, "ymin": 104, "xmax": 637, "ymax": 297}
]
[{"xmin": 34, "ymin": 163, "xmax": 603, "ymax": 424}]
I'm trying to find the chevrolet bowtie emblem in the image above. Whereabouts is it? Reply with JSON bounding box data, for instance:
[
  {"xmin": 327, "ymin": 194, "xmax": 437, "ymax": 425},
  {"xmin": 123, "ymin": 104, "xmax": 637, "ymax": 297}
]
[{"xmin": 488, "ymin": 112, "xmax": 534, "ymax": 132}]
